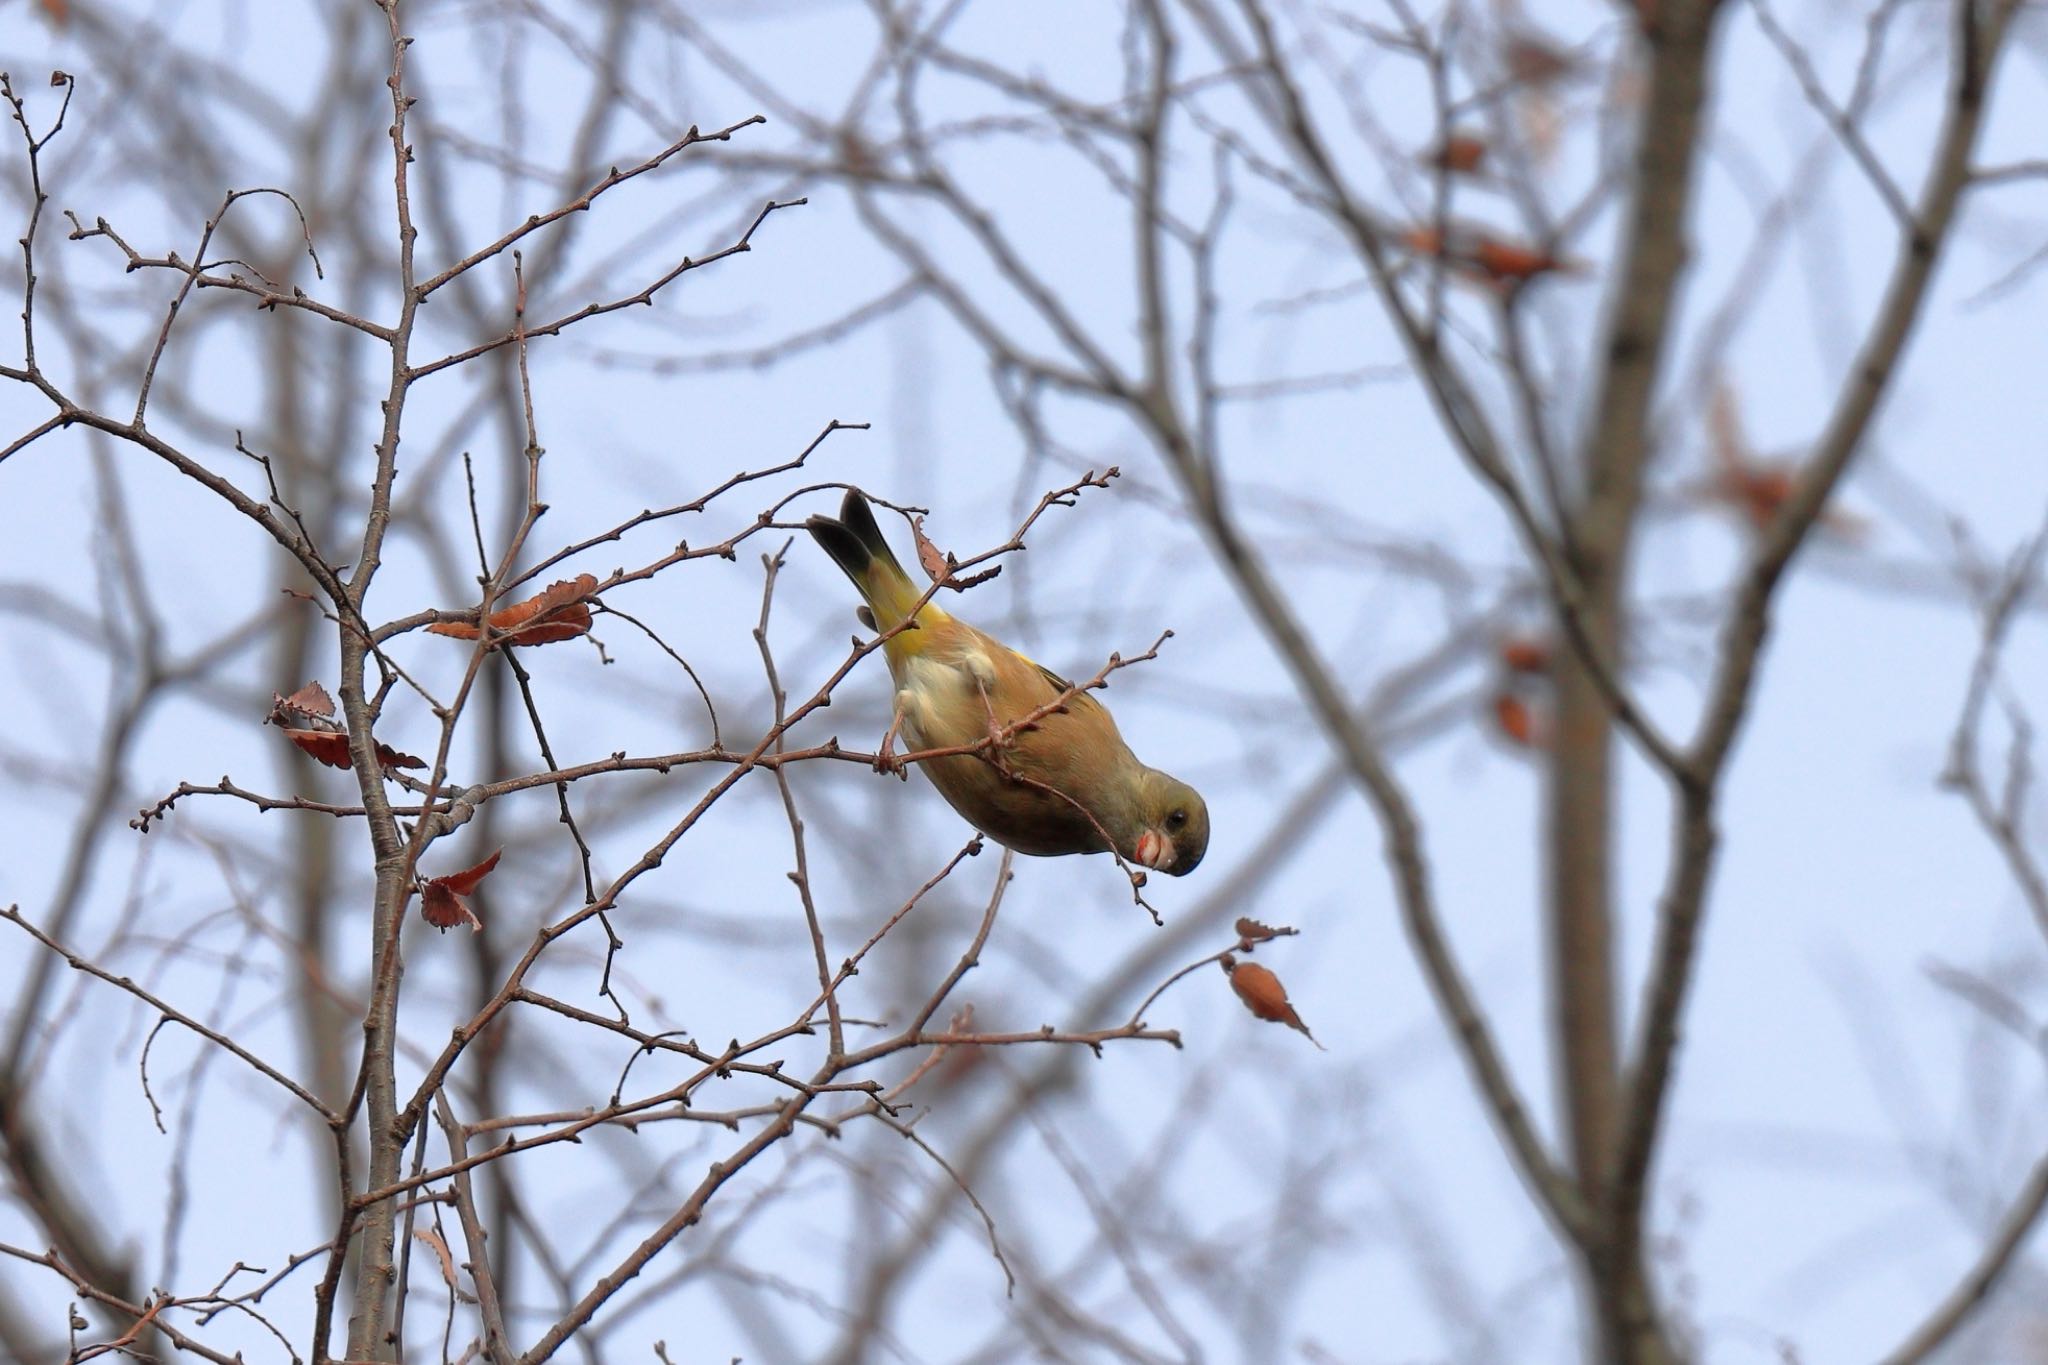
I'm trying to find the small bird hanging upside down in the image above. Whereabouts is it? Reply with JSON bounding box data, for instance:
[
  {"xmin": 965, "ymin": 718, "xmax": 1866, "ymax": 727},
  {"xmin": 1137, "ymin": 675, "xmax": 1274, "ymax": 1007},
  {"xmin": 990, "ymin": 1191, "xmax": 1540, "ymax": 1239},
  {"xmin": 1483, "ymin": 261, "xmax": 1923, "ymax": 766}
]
[{"xmin": 806, "ymin": 490, "xmax": 1210, "ymax": 877}]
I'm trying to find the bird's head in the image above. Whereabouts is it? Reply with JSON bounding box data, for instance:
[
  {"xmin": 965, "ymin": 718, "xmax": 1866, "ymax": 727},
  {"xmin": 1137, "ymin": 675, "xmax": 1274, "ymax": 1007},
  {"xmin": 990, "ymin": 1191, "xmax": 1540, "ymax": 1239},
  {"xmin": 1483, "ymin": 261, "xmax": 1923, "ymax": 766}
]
[{"xmin": 1128, "ymin": 773, "xmax": 1209, "ymax": 877}]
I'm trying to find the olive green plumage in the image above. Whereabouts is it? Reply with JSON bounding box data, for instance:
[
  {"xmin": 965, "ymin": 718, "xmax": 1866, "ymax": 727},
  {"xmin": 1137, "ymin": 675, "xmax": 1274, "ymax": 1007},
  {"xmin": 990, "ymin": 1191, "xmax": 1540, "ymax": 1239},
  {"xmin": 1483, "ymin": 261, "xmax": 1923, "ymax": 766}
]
[{"xmin": 806, "ymin": 490, "xmax": 1209, "ymax": 875}]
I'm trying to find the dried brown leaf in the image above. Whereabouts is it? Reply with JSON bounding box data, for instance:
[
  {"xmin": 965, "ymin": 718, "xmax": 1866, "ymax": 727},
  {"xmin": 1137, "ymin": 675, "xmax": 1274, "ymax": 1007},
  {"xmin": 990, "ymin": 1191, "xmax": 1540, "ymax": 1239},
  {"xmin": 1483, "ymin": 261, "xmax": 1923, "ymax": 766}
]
[
  {"xmin": 1498, "ymin": 636, "xmax": 1551, "ymax": 675},
  {"xmin": 1705, "ymin": 382, "xmax": 1864, "ymax": 539},
  {"xmin": 269, "ymin": 680, "xmax": 423, "ymax": 771},
  {"xmin": 413, "ymin": 1226, "xmax": 461, "ymax": 1293},
  {"xmin": 428, "ymin": 574, "xmax": 598, "ymax": 646},
  {"xmin": 1503, "ymin": 31, "xmax": 1580, "ymax": 88},
  {"xmin": 911, "ymin": 515, "xmax": 951, "ymax": 586},
  {"xmin": 280, "ymin": 727, "xmax": 352, "ymax": 771},
  {"xmin": 907, "ymin": 515, "xmax": 1001, "ymax": 592},
  {"xmin": 374, "ymin": 741, "xmax": 426, "ymax": 772},
  {"xmin": 1222, "ymin": 956, "xmax": 1324, "ymax": 1049},
  {"xmin": 270, "ymin": 680, "xmax": 337, "ymax": 726},
  {"xmin": 420, "ymin": 883, "xmax": 481, "ymax": 932},
  {"xmin": 1491, "ymin": 692, "xmax": 1542, "ymax": 749},
  {"xmin": 1399, "ymin": 225, "xmax": 1586, "ymax": 288},
  {"xmin": 1472, "ymin": 237, "xmax": 1583, "ymax": 283},
  {"xmin": 278, "ymin": 728, "xmax": 426, "ymax": 773},
  {"xmin": 1426, "ymin": 133, "xmax": 1488, "ymax": 175},
  {"xmin": 435, "ymin": 848, "xmax": 503, "ymax": 897},
  {"xmin": 417, "ymin": 848, "xmax": 502, "ymax": 932}
]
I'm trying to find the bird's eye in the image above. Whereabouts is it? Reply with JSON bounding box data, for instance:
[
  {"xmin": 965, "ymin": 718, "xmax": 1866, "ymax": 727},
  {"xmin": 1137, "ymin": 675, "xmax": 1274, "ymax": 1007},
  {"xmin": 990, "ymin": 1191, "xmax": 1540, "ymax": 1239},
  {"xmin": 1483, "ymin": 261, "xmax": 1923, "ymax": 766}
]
[{"xmin": 1167, "ymin": 809, "xmax": 1187, "ymax": 828}]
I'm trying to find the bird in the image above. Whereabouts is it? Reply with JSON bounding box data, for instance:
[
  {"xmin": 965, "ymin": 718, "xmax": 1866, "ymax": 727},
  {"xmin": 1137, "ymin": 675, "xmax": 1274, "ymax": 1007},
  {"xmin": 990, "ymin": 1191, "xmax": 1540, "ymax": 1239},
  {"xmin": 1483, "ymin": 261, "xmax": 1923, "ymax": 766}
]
[{"xmin": 806, "ymin": 490, "xmax": 1209, "ymax": 876}]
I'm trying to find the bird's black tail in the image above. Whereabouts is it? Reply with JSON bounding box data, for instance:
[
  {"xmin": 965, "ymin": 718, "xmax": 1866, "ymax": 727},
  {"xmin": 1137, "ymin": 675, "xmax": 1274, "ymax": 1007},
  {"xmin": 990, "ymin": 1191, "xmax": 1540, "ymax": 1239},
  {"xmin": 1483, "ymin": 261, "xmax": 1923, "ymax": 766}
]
[{"xmin": 805, "ymin": 490, "xmax": 922, "ymax": 627}]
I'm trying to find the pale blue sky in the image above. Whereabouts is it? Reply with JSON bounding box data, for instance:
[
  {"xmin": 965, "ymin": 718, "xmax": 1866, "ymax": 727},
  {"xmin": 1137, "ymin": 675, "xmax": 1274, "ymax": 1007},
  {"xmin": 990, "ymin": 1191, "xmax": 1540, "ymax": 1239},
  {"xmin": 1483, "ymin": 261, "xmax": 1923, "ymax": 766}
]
[{"xmin": 5, "ymin": 1, "xmax": 2048, "ymax": 1360}]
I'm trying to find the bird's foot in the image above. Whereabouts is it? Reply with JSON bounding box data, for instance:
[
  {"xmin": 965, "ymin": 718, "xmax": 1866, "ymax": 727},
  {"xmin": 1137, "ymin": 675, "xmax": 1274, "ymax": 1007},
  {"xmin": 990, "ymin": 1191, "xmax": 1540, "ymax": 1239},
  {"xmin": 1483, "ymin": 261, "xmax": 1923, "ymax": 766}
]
[{"xmin": 874, "ymin": 711, "xmax": 909, "ymax": 780}]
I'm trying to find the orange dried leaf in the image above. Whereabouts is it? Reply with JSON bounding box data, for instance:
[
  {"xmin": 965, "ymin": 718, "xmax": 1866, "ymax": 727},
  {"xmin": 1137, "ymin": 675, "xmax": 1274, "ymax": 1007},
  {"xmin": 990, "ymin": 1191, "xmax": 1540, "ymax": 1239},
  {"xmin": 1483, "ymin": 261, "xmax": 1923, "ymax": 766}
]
[
  {"xmin": 1503, "ymin": 32, "xmax": 1580, "ymax": 88},
  {"xmin": 1233, "ymin": 917, "xmax": 1296, "ymax": 944},
  {"xmin": 1427, "ymin": 133, "xmax": 1488, "ymax": 175},
  {"xmin": 1709, "ymin": 380, "xmax": 1795, "ymax": 527},
  {"xmin": 1222, "ymin": 956, "xmax": 1324, "ymax": 1049},
  {"xmin": 496, "ymin": 609, "xmax": 591, "ymax": 645},
  {"xmin": 905, "ymin": 513, "xmax": 1001, "ymax": 592},
  {"xmin": 271, "ymin": 681, "xmax": 336, "ymax": 726},
  {"xmin": 1705, "ymin": 386, "xmax": 1863, "ymax": 540},
  {"xmin": 418, "ymin": 848, "xmax": 500, "ymax": 933},
  {"xmin": 1471, "ymin": 237, "xmax": 1582, "ymax": 283},
  {"xmin": 420, "ymin": 882, "xmax": 481, "ymax": 932},
  {"xmin": 278, "ymin": 727, "xmax": 425, "ymax": 773},
  {"xmin": 1400, "ymin": 225, "xmax": 1445, "ymax": 257},
  {"xmin": 413, "ymin": 1227, "xmax": 464, "ymax": 1294},
  {"xmin": 281, "ymin": 727, "xmax": 353, "ymax": 771},
  {"xmin": 435, "ymin": 848, "xmax": 503, "ymax": 897},
  {"xmin": 1498, "ymin": 636, "xmax": 1551, "ymax": 675},
  {"xmin": 1399, "ymin": 224, "xmax": 1584, "ymax": 288},
  {"xmin": 1716, "ymin": 467, "xmax": 1867, "ymax": 541},
  {"xmin": 911, "ymin": 515, "xmax": 952, "ymax": 586},
  {"xmin": 374, "ymin": 742, "xmax": 427, "ymax": 772},
  {"xmin": 428, "ymin": 574, "xmax": 598, "ymax": 646},
  {"xmin": 1732, "ymin": 468, "xmax": 1794, "ymax": 528},
  {"xmin": 1491, "ymin": 692, "xmax": 1542, "ymax": 749}
]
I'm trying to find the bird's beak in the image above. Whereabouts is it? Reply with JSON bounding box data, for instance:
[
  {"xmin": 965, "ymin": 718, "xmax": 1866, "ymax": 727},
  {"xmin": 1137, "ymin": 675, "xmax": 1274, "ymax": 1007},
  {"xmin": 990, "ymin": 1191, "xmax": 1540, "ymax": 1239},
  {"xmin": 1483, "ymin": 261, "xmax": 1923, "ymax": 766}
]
[{"xmin": 1133, "ymin": 829, "xmax": 1176, "ymax": 873}]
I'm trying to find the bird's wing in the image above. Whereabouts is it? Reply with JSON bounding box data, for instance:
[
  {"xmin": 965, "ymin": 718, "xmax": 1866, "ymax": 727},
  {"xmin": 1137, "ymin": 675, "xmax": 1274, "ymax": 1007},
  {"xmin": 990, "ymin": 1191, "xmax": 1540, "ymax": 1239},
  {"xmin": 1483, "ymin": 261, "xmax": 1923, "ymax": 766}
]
[{"xmin": 1024, "ymin": 657, "xmax": 1110, "ymax": 722}]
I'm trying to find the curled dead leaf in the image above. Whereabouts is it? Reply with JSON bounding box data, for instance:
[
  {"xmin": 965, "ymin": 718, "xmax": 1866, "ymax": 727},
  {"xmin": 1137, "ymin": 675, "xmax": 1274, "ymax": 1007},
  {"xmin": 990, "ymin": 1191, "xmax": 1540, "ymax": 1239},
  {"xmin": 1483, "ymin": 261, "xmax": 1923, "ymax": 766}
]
[
  {"xmin": 1474, "ymin": 238, "xmax": 1583, "ymax": 284},
  {"xmin": 1426, "ymin": 133, "xmax": 1488, "ymax": 175},
  {"xmin": 428, "ymin": 574, "xmax": 599, "ymax": 646},
  {"xmin": 1502, "ymin": 31, "xmax": 1581, "ymax": 88},
  {"xmin": 912, "ymin": 515, "xmax": 951, "ymax": 586},
  {"xmin": 435, "ymin": 848, "xmax": 503, "ymax": 896},
  {"xmin": 412, "ymin": 1227, "xmax": 476, "ymax": 1302},
  {"xmin": 1726, "ymin": 467, "xmax": 1793, "ymax": 530},
  {"xmin": 1491, "ymin": 692, "xmax": 1543, "ymax": 750},
  {"xmin": 1233, "ymin": 917, "xmax": 1297, "ymax": 945},
  {"xmin": 1498, "ymin": 636, "xmax": 1551, "ymax": 676},
  {"xmin": 417, "ymin": 848, "xmax": 502, "ymax": 933},
  {"xmin": 279, "ymin": 727, "xmax": 425, "ymax": 773},
  {"xmin": 1221, "ymin": 955, "xmax": 1324, "ymax": 1050},
  {"xmin": 269, "ymin": 681, "xmax": 336, "ymax": 727},
  {"xmin": 1706, "ymin": 380, "xmax": 1865, "ymax": 539},
  {"xmin": 419, "ymin": 884, "xmax": 477, "ymax": 932},
  {"xmin": 270, "ymin": 678, "xmax": 421, "ymax": 771},
  {"xmin": 1401, "ymin": 225, "xmax": 1587, "ymax": 288},
  {"xmin": 909, "ymin": 514, "xmax": 1002, "ymax": 592}
]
